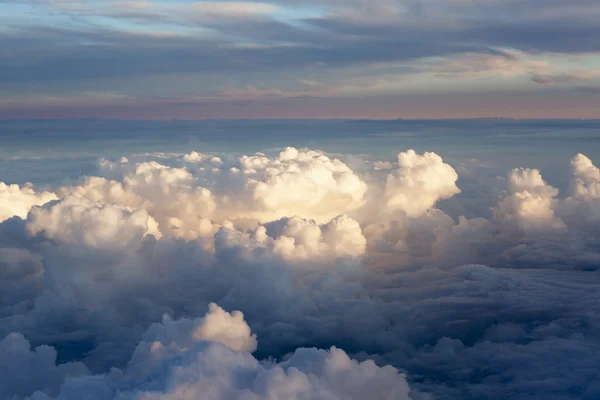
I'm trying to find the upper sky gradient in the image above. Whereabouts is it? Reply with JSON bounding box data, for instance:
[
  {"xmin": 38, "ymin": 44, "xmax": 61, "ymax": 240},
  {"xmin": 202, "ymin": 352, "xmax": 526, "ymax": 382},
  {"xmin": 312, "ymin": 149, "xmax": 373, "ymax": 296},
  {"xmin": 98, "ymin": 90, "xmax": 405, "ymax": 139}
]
[{"xmin": 2, "ymin": 0, "xmax": 600, "ymax": 119}]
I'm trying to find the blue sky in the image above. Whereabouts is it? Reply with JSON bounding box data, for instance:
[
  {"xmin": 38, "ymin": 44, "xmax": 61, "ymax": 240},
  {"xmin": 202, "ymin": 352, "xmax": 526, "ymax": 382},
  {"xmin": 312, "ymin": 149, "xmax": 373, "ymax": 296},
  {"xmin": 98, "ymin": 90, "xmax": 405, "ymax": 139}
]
[{"xmin": 1, "ymin": 0, "xmax": 600, "ymax": 119}]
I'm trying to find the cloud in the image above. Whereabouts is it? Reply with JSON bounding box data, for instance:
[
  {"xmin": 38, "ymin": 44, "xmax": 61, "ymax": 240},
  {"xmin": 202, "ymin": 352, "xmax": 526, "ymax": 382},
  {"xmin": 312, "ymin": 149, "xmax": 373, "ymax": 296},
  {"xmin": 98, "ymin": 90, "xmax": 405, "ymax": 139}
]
[
  {"xmin": 10, "ymin": 303, "xmax": 417, "ymax": 400},
  {"xmin": 0, "ymin": 332, "xmax": 89, "ymax": 399},
  {"xmin": 4, "ymin": 0, "xmax": 600, "ymax": 120},
  {"xmin": 6, "ymin": 0, "xmax": 600, "ymax": 88},
  {"xmin": 26, "ymin": 194, "xmax": 162, "ymax": 247},
  {"xmin": 236, "ymin": 147, "xmax": 367, "ymax": 223},
  {"xmin": 0, "ymin": 182, "xmax": 57, "ymax": 223},
  {"xmin": 531, "ymin": 69, "xmax": 600, "ymax": 85},
  {"xmin": 2, "ymin": 148, "xmax": 600, "ymax": 399},
  {"xmin": 68, "ymin": 148, "xmax": 368, "ymax": 238},
  {"xmin": 383, "ymin": 150, "xmax": 460, "ymax": 217},
  {"xmin": 435, "ymin": 51, "xmax": 551, "ymax": 80},
  {"xmin": 494, "ymin": 168, "xmax": 565, "ymax": 232},
  {"xmin": 531, "ymin": 73, "xmax": 581, "ymax": 85},
  {"xmin": 571, "ymin": 153, "xmax": 600, "ymax": 199},
  {"xmin": 124, "ymin": 303, "xmax": 257, "ymax": 381}
]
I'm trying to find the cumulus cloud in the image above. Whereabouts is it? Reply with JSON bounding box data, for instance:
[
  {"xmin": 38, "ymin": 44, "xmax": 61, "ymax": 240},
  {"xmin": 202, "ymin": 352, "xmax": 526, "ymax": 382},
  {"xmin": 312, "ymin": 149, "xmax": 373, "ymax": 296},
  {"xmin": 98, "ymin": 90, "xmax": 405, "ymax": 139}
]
[
  {"xmin": 383, "ymin": 150, "xmax": 460, "ymax": 217},
  {"xmin": 236, "ymin": 147, "xmax": 367, "ymax": 223},
  {"xmin": 2, "ymin": 148, "xmax": 600, "ymax": 399},
  {"xmin": 0, "ymin": 182, "xmax": 57, "ymax": 223},
  {"xmin": 26, "ymin": 195, "xmax": 162, "ymax": 247},
  {"xmin": 263, "ymin": 214, "xmax": 367, "ymax": 260},
  {"xmin": 60, "ymin": 148, "xmax": 367, "ymax": 241},
  {"xmin": 570, "ymin": 153, "xmax": 600, "ymax": 199},
  {"xmin": 9, "ymin": 304, "xmax": 416, "ymax": 400},
  {"xmin": 125, "ymin": 303, "xmax": 257, "ymax": 382},
  {"xmin": 118, "ymin": 344, "xmax": 414, "ymax": 400},
  {"xmin": 494, "ymin": 167, "xmax": 565, "ymax": 232},
  {"xmin": 65, "ymin": 160, "xmax": 216, "ymax": 241}
]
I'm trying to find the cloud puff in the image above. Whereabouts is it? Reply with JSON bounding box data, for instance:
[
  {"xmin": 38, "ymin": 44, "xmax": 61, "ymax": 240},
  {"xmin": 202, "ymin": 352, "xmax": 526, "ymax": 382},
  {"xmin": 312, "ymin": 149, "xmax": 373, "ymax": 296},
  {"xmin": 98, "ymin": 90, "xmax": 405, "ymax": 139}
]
[
  {"xmin": 63, "ymin": 148, "xmax": 367, "ymax": 241},
  {"xmin": 125, "ymin": 303, "xmax": 257, "ymax": 382},
  {"xmin": 65, "ymin": 161, "xmax": 216, "ymax": 241},
  {"xmin": 570, "ymin": 153, "xmax": 600, "ymax": 199},
  {"xmin": 494, "ymin": 168, "xmax": 565, "ymax": 232},
  {"xmin": 384, "ymin": 150, "xmax": 460, "ymax": 217},
  {"xmin": 0, "ymin": 183, "xmax": 57, "ymax": 223},
  {"xmin": 236, "ymin": 147, "xmax": 367, "ymax": 223},
  {"xmin": 12, "ymin": 303, "xmax": 416, "ymax": 400},
  {"xmin": 26, "ymin": 195, "xmax": 162, "ymax": 247},
  {"xmin": 262, "ymin": 214, "xmax": 367, "ymax": 260}
]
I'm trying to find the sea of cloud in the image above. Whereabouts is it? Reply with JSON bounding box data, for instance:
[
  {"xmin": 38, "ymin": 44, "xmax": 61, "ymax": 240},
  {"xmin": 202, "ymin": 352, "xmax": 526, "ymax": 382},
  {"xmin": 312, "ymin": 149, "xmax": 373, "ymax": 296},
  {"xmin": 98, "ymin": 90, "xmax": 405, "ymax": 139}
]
[{"xmin": 1, "ymin": 147, "xmax": 600, "ymax": 399}]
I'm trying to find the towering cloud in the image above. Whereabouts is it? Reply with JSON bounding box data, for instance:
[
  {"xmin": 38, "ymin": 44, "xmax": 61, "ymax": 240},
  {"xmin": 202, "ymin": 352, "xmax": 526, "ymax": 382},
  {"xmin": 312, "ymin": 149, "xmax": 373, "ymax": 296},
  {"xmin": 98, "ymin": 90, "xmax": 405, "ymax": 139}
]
[
  {"xmin": 494, "ymin": 168, "xmax": 565, "ymax": 232},
  {"xmin": 384, "ymin": 150, "xmax": 460, "ymax": 217},
  {"xmin": 571, "ymin": 153, "xmax": 600, "ymax": 199}
]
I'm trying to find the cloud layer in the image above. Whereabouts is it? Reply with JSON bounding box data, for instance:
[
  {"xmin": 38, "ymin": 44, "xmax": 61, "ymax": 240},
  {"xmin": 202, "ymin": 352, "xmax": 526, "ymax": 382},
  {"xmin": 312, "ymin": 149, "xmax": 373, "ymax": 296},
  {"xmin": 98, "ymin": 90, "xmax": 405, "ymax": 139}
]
[
  {"xmin": 2, "ymin": 0, "xmax": 600, "ymax": 118},
  {"xmin": 2, "ymin": 147, "xmax": 600, "ymax": 399}
]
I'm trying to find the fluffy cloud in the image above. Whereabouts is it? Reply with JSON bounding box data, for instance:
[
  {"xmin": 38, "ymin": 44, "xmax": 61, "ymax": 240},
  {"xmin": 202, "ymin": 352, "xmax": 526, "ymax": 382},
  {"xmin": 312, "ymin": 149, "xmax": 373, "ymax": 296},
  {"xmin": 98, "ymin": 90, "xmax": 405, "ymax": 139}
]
[
  {"xmin": 26, "ymin": 195, "xmax": 162, "ymax": 247},
  {"xmin": 2, "ymin": 148, "xmax": 600, "ymax": 399},
  {"xmin": 383, "ymin": 150, "xmax": 460, "ymax": 217},
  {"xmin": 124, "ymin": 303, "xmax": 258, "ymax": 382},
  {"xmin": 561, "ymin": 153, "xmax": 600, "ymax": 225},
  {"xmin": 11, "ymin": 304, "xmax": 416, "ymax": 400},
  {"xmin": 0, "ymin": 182, "xmax": 57, "ymax": 223},
  {"xmin": 60, "ymin": 148, "xmax": 367, "ymax": 241},
  {"xmin": 494, "ymin": 167, "xmax": 565, "ymax": 232},
  {"xmin": 236, "ymin": 147, "xmax": 367, "ymax": 223},
  {"xmin": 262, "ymin": 214, "xmax": 367, "ymax": 260},
  {"xmin": 63, "ymin": 161, "xmax": 216, "ymax": 241},
  {"xmin": 571, "ymin": 153, "xmax": 600, "ymax": 199}
]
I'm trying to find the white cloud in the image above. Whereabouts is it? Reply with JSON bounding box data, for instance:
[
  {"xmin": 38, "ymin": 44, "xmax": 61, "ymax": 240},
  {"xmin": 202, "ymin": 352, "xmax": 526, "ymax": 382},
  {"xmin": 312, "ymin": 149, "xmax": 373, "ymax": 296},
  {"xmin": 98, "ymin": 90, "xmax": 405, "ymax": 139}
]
[
  {"xmin": 26, "ymin": 194, "xmax": 161, "ymax": 247},
  {"xmin": 570, "ymin": 153, "xmax": 600, "ymax": 199},
  {"xmin": 0, "ymin": 182, "xmax": 57, "ymax": 223},
  {"xmin": 494, "ymin": 168, "xmax": 565, "ymax": 232},
  {"xmin": 237, "ymin": 147, "xmax": 367, "ymax": 223},
  {"xmin": 559, "ymin": 153, "xmax": 600, "ymax": 226},
  {"xmin": 384, "ymin": 150, "xmax": 460, "ymax": 217},
  {"xmin": 213, "ymin": 214, "xmax": 366, "ymax": 262},
  {"xmin": 125, "ymin": 303, "xmax": 257, "ymax": 381},
  {"xmin": 66, "ymin": 148, "xmax": 367, "ymax": 241},
  {"xmin": 3, "ymin": 148, "xmax": 600, "ymax": 399},
  {"xmin": 13, "ymin": 303, "xmax": 416, "ymax": 400}
]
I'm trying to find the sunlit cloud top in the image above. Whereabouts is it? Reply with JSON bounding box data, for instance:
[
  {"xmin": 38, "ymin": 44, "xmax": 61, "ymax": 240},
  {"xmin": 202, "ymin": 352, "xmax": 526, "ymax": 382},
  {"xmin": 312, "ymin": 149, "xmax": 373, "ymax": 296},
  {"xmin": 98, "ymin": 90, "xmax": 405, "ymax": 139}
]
[{"xmin": 2, "ymin": 0, "xmax": 600, "ymax": 119}]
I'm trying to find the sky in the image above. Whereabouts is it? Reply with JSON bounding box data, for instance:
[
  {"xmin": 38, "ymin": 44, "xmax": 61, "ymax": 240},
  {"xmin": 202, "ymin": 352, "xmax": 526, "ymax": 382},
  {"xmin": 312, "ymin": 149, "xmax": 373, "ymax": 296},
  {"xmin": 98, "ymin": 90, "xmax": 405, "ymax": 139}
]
[{"xmin": 1, "ymin": 0, "xmax": 600, "ymax": 119}]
